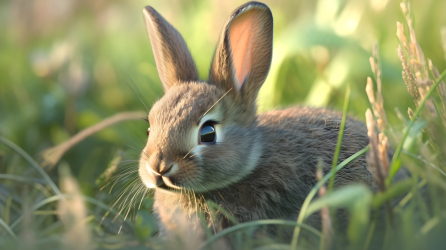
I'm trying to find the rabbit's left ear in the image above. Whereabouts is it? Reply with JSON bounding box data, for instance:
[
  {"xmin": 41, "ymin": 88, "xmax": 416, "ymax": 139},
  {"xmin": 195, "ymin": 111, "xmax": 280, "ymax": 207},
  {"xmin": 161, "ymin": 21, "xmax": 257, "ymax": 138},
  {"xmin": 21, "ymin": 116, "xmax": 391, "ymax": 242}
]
[
  {"xmin": 210, "ymin": 2, "xmax": 273, "ymax": 100},
  {"xmin": 143, "ymin": 6, "xmax": 198, "ymax": 92}
]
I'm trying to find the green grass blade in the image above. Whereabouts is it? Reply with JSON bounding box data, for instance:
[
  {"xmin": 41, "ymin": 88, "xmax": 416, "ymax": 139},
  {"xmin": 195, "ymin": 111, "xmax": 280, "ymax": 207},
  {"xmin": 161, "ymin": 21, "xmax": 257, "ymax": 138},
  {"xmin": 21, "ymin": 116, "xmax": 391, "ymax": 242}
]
[
  {"xmin": 200, "ymin": 219, "xmax": 321, "ymax": 250},
  {"xmin": 0, "ymin": 216, "xmax": 16, "ymax": 240},
  {"xmin": 372, "ymin": 179, "xmax": 412, "ymax": 209},
  {"xmin": 328, "ymin": 86, "xmax": 351, "ymax": 192},
  {"xmin": 0, "ymin": 136, "xmax": 61, "ymax": 196},
  {"xmin": 4, "ymin": 196, "xmax": 12, "ymax": 225},
  {"xmin": 363, "ymin": 211, "xmax": 378, "ymax": 250},
  {"xmin": 9, "ymin": 195, "xmax": 64, "ymax": 230},
  {"xmin": 394, "ymin": 179, "xmax": 427, "ymax": 213},
  {"xmin": 8, "ymin": 194, "xmax": 134, "ymax": 231},
  {"xmin": 0, "ymin": 174, "xmax": 45, "ymax": 184},
  {"xmin": 290, "ymin": 145, "xmax": 370, "ymax": 250},
  {"xmin": 386, "ymin": 69, "xmax": 446, "ymax": 185},
  {"xmin": 306, "ymin": 184, "xmax": 371, "ymax": 216}
]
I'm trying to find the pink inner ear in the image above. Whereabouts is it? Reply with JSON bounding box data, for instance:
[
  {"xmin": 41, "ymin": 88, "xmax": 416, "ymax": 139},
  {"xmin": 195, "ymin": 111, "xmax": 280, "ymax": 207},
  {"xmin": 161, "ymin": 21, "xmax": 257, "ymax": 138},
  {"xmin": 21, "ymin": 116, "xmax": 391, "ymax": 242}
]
[{"xmin": 229, "ymin": 10, "xmax": 259, "ymax": 87}]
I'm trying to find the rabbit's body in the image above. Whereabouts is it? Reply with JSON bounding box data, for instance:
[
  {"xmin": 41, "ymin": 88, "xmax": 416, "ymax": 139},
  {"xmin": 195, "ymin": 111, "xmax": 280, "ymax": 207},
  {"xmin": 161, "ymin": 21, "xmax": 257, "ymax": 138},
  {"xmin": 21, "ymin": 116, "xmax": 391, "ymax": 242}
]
[
  {"xmin": 138, "ymin": 1, "xmax": 375, "ymax": 246},
  {"xmin": 151, "ymin": 104, "xmax": 373, "ymax": 238}
]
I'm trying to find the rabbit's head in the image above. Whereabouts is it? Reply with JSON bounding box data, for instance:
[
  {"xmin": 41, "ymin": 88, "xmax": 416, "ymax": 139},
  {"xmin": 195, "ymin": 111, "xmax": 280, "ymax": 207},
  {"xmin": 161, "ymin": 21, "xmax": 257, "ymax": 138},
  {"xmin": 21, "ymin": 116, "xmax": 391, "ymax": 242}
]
[{"xmin": 139, "ymin": 2, "xmax": 273, "ymax": 193}]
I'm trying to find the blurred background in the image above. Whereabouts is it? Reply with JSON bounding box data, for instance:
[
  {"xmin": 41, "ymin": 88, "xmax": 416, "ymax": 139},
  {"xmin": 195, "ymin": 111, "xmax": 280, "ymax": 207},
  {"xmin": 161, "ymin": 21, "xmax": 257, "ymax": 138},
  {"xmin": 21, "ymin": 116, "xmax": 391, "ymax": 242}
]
[{"xmin": 0, "ymin": 0, "xmax": 445, "ymax": 248}]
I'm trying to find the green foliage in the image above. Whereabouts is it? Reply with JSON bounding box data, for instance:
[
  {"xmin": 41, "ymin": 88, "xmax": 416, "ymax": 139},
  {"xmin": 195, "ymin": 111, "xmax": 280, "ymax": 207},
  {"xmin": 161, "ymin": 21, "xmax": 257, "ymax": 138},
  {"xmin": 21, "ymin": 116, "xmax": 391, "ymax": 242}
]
[{"xmin": 1, "ymin": 0, "xmax": 446, "ymax": 249}]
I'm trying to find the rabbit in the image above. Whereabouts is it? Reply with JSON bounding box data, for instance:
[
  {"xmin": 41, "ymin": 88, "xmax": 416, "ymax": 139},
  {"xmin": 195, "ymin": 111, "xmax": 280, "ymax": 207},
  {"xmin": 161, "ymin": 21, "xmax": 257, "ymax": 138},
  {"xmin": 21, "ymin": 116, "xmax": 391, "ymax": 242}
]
[{"xmin": 138, "ymin": 1, "xmax": 376, "ymax": 247}]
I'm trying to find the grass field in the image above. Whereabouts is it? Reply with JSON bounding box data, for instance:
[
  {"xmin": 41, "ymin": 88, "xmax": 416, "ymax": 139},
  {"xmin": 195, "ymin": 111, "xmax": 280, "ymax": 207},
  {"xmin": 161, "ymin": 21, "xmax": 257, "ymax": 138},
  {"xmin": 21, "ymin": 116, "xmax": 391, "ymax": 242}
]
[{"xmin": 1, "ymin": 0, "xmax": 446, "ymax": 249}]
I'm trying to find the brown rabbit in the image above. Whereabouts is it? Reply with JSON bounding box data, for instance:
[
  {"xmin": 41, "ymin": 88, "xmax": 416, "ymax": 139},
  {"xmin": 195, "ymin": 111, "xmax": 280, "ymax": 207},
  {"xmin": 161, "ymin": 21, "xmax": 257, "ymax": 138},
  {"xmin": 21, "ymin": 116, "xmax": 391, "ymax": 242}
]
[{"xmin": 138, "ymin": 1, "xmax": 374, "ymax": 247}]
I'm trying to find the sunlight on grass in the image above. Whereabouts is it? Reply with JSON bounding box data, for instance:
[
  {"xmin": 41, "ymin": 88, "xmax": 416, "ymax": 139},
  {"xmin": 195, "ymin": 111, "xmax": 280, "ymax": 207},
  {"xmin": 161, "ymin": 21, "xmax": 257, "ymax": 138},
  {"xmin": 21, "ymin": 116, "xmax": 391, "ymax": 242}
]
[{"xmin": 1, "ymin": 0, "xmax": 446, "ymax": 249}]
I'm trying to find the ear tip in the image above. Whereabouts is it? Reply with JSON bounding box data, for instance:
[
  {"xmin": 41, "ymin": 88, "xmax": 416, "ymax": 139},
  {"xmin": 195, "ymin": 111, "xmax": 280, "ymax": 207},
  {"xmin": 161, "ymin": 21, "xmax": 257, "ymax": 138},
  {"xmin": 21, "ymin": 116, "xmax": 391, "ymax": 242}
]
[
  {"xmin": 143, "ymin": 6, "xmax": 157, "ymax": 19},
  {"xmin": 237, "ymin": 1, "xmax": 272, "ymax": 14},
  {"xmin": 246, "ymin": 1, "xmax": 270, "ymax": 9},
  {"xmin": 230, "ymin": 1, "xmax": 273, "ymax": 24}
]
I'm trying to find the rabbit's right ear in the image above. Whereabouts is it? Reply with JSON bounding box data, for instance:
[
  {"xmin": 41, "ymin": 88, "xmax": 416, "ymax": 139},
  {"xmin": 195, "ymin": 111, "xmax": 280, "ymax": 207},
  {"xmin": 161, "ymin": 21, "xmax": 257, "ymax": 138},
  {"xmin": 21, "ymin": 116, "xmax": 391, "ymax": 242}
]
[
  {"xmin": 209, "ymin": 2, "xmax": 273, "ymax": 104},
  {"xmin": 143, "ymin": 7, "xmax": 198, "ymax": 92}
]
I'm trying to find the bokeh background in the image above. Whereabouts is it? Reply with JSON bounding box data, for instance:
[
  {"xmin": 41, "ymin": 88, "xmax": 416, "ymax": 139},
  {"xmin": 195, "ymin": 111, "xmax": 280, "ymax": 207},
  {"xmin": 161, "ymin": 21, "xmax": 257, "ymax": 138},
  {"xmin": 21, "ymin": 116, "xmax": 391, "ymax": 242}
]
[{"xmin": 0, "ymin": 0, "xmax": 445, "ymax": 248}]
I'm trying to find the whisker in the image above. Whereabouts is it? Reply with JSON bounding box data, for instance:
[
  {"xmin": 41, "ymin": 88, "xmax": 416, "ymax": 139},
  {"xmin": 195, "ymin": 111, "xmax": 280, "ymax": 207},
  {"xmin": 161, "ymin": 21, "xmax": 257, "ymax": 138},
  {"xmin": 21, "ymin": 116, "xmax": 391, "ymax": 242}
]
[
  {"xmin": 118, "ymin": 159, "xmax": 140, "ymax": 164},
  {"xmin": 110, "ymin": 176, "xmax": 140, "ymax": 212},
  {"xmin": 126, "ymin": 78, "xmax": 150, "ymax": 113},
  {"xmin": 115, "ymin": 182, "xmax": 141, "ymax": 221},
  {"xmin": 109, "ymin": 169, "xmax": 139, "ymax": 181},
  {"xmin": 202, "ymin": 88, "xmax": 233, "ymax": 118},
  {"xmin": 109, "ymin": 172, "xmax": 139, "ymax": 194},
  {"xmin": 183, "ymin": 143, "xmax": 198, "ymax": 159},
  {"xmin": 130, "ymin": 77, "xmax": 150, "ymax": 113},
  {"xmin": 138, "ymin": 187, "xmax": 150, "ymax": 209},
  {"xmin": 123, "ymin": 184, "xmax": 145, "ymax": 221},
  {"xmin": 125, "ymin": 144, "xmax": 143, "ymax": 151}
]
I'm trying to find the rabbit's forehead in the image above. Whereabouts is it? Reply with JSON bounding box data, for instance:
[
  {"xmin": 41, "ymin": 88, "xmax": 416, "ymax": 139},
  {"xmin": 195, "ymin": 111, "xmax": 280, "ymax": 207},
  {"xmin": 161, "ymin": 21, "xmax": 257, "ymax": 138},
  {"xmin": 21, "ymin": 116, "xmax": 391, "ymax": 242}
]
[{"xmin": 149, "ymin": 83, "xmax": 223, "ymax": 129}]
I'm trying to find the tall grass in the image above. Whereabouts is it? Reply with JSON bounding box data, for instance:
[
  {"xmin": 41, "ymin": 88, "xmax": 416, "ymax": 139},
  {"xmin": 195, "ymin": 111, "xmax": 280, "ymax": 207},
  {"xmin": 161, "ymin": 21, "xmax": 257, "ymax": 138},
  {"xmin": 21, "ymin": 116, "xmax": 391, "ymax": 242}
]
[{"xmin": 1, "ymin": 0, "xmax": 446, "ymax": 249}]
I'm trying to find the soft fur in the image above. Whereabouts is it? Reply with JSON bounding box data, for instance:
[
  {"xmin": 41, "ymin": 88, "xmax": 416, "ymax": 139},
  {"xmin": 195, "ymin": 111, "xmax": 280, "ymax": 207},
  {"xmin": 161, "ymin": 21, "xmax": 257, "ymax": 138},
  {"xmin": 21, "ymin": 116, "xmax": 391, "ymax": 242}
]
[{"xmin": 138, "ymin": 1, "xmax": 375, "ymax": 247}]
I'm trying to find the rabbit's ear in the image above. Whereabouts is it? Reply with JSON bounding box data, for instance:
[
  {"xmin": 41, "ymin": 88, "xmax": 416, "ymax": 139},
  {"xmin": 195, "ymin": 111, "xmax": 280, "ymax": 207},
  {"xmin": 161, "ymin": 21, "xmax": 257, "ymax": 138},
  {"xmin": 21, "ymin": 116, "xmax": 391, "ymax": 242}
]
[
  {"xmin": 143, "ymin": 6, "xmax": 198, "ymax": 92},
  {"xmin": 210, "ymin": 2, "xmax": 273, "ymax": 99}
]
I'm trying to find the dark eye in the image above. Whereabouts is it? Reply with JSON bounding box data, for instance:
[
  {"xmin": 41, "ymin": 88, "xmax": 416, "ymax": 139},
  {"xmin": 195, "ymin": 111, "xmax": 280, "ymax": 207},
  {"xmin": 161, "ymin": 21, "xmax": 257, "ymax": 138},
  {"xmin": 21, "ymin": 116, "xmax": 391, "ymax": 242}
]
[
  {"xmin": 147, "ymin": 127, "xmax": 150, "ymax": 136},
  {"xmin": 200, "ymin": 123, "xmax": 216, "ymax": 143}
]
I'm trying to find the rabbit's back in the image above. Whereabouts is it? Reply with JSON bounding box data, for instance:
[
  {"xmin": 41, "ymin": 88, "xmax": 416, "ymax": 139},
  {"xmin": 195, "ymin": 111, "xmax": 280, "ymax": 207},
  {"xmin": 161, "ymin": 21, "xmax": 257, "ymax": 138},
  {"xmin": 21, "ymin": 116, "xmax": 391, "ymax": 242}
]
[
  {"xmin": 223, "ymin": 107, "xmax": 373, "ymax": 233},
  {"xmin": 255, "ymin": 106, "xmax": 373, "ymax": 189}
]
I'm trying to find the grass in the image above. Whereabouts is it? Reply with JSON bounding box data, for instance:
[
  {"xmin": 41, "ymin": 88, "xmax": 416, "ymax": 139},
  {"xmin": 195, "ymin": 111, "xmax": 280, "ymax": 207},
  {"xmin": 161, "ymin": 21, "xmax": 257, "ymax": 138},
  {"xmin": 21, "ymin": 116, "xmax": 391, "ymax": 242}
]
[
  {"xmin": 290, "ymin": 145, "xmax": 370, "ymax": 249},
  {"xmin": 387, "ymin": 69, "xmax": 446, "ymax": 185},
  {"xmin": 1, "ymin": 0, "xmax": 446, "ymax": 249}
]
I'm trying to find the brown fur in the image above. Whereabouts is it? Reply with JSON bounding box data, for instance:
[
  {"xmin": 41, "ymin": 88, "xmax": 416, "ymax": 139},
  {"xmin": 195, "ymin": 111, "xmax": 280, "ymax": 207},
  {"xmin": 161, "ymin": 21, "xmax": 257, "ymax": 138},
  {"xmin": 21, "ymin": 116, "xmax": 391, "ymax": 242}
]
[{"xmin": 138, "ymin": 1, "xmax": 375, "ymax": 248}]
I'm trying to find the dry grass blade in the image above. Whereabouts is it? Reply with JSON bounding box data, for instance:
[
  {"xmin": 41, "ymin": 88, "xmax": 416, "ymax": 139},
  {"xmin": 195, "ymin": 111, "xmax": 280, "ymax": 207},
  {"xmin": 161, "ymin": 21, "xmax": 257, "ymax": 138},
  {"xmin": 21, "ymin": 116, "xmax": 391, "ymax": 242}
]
[
  {"xmin": 397, "ymin": 2, "xmax": 437, "ymax": 117},
  {"xmin": 367, "ymin": 43, "xmax": 388, "ymax": 130},
  {"xmin": 40, "ymin": 111, "xmax": 146, "ymax": 170},
  {"xmin": 391, "ymin": 1, "xmax": 446, "ymax": 174},
  {"xmin": 365, "ymin": 43, "xmax": 390, "ymax": 192},
  {"xmin": 387, "ymin": 69, "xmax": 446, "ymax": 184},
  {"xmin": 365, "ymin": 109, "xmax": 387, "ymax": 192},
  {"xmin": 58, "ymin": 163, "xmax": 92, "ymax": 250}
]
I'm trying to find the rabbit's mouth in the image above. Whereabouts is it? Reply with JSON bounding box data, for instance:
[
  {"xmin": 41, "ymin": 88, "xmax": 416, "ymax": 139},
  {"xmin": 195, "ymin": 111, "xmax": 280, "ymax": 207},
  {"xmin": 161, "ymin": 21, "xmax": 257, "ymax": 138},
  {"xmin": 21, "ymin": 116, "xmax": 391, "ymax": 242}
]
[
  {"xmin": 139, "ymin": 160, "xmax": 186, "ymax": 192},
  {"xmin": 156, "ymin": 182, "xmax": 182, "ymax": 193}
]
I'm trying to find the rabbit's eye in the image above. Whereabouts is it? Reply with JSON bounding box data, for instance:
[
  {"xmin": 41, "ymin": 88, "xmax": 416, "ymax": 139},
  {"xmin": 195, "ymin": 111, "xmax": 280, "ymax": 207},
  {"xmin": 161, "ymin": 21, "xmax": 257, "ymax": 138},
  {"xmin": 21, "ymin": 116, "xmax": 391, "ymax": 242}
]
[
  {"xmin": 200, "ymin": 123, "xmax": 216, "ymax": 143},
  {"xmin": 147, "ymin": 127, "xmax": 150, "ymax": 136}
]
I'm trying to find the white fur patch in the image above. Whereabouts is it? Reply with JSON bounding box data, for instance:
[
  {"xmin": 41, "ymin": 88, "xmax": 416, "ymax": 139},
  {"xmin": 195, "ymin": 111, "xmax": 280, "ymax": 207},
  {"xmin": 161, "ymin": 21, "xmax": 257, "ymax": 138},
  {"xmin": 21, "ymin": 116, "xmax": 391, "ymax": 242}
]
[
  {"xmin": 146, "ymin": 161, "xmax": 160, "ymax": 176},
  {"xmin": 245, "ymin": 139, "xmax": 261, "ymax": 174}
]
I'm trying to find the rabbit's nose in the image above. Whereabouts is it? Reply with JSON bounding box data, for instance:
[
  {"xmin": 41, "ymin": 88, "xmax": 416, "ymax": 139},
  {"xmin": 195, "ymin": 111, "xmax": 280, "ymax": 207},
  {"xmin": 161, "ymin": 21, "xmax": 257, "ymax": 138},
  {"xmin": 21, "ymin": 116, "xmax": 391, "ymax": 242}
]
[
  {"xmin": 153, "ymin": 164, "xmax": 174, "ymax": 188},
  {"xmin": 159, "ymin": 164, "xmax": 173, "ymax": 175},
  {"xmin": 148, "ymin": 152, "xmax": 173, "ymax": 175},
  {"xmin": 146, "ymin": 161, "xmax": 173, "ymax": 176}
]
